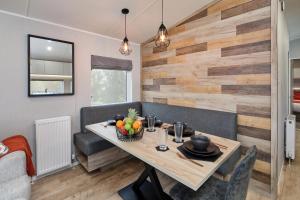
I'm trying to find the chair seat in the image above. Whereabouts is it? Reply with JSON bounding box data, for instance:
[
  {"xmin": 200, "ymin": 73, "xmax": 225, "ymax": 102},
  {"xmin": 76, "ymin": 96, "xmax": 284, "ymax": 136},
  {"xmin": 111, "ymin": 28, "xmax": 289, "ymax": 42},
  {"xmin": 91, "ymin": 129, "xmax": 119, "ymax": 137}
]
[{"xmin": 170, "ymin": 176, "xmax": 228, "ymax": 200}]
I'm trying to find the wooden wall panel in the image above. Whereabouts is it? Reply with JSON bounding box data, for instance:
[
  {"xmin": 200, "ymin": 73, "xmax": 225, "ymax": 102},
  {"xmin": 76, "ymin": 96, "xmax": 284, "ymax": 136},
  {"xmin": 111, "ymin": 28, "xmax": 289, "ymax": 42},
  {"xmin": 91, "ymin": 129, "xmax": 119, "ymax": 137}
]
[
  {"xmin": 221, "ymin": 40, "xmax": 271, "ymax": 57},
  {"xmin": 236, "ymin": 17, "xmax": 271, "ymax": 35},
  {"xmin": 221, "ymin": 0, "xmax": 271, "ymax": 20},
  {"xmin": 208, "ymin": 63, "xmax": 271, "ymax": 76},
  {"xmin": 141, "ymin": 0, "xmax": 271, "ymax": 191},
  {"xmin": 177, "ymin": 9, "xmax": 208, "ymax": 26}
]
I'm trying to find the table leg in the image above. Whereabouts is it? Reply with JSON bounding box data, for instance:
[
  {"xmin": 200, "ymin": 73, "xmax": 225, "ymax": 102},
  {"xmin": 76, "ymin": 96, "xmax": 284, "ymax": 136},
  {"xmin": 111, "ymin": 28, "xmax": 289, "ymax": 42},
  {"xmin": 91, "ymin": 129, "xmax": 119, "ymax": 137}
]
[
  {"xmin": 146, "ymin": 164, "xmax": 173, "ymax": 200},
  {"xmin": 118, "ymin": 163, "xmax": 173, "ymax": 200}
]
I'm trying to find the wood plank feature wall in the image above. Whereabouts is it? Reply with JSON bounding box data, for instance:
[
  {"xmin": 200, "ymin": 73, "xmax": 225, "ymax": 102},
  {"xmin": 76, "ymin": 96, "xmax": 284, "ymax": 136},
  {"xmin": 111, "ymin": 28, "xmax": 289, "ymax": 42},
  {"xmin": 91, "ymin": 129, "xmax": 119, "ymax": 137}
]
[{"xmin": 141, "ymin": 0, "xmax": 272, "ymax": 190}]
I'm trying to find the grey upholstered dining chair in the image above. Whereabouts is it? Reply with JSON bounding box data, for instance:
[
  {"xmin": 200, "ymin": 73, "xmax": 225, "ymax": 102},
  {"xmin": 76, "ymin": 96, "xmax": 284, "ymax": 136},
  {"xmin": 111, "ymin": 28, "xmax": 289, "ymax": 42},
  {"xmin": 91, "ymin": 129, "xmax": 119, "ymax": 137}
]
[{"xmin": 170, "ymin": 145, "xmax": 257, "ymax": 200}]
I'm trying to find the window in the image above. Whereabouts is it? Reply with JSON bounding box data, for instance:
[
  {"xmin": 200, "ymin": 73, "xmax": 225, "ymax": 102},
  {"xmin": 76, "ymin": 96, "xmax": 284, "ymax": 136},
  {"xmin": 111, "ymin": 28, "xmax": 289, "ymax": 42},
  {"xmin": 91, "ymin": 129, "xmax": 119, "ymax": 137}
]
[
  {"xmin": 91, "ymin": 69, "xmax": 128, "ymax": 105},
  {"xmin": 90, "ymin": 55, "xmax": 132, "ymax": 105}
]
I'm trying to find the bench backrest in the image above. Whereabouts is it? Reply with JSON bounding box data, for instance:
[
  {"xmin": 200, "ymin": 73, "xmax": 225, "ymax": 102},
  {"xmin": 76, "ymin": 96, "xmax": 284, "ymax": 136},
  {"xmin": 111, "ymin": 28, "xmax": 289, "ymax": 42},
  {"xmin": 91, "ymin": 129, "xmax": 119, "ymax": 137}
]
[
  {"xmin": 80, "ymin": 102, "xmax": 142, "ymax": 133},
  {"xmin": 80, "ymin": 102, "xmax": 237, "ymax": 140},
  {"xmin": 142, "ymin": 102, "xmax": 237, "ymax": 140}
]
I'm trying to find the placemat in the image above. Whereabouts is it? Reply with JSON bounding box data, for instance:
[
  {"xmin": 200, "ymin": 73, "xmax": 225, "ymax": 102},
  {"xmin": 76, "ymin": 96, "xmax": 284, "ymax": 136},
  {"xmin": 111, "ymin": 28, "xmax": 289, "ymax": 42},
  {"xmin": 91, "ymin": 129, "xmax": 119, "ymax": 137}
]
[
  {"xmin": 177, "ymin": 145, "xmax": 223, "ymax": 162},
  {"xmin": 155, "ymin": 146, "xmax": 169, "ymax": 152}
]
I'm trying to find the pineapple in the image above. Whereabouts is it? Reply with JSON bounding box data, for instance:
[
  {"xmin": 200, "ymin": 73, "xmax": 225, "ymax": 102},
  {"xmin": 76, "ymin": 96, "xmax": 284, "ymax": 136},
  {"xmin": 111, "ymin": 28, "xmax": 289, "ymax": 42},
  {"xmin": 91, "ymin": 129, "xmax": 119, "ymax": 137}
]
[{"xmin": 128, "ymin": 108, "xmax": 138, "ymax": 120}]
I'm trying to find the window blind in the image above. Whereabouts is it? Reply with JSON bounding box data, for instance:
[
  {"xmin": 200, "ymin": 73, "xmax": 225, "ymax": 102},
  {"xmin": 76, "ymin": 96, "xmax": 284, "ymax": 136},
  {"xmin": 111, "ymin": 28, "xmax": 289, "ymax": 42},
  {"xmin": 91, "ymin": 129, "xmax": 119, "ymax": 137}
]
[{"xmin": 91, "ymin": 55, "xmax": 132, "ymax": 71}]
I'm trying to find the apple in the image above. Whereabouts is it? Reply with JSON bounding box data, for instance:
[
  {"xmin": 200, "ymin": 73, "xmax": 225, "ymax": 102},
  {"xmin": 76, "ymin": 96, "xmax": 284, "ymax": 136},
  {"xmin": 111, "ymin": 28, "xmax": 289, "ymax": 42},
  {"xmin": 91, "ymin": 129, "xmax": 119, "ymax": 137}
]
[
  {"xmin": 129, "ymin": 128, "xmax": 134, "ymax": 135},
  {"xmin": 125, "ymin": 123, "xmax": 131, "ymax": 131},
  {"xmin": 119, "ymin": 127, "xmax": 128, "ymax": 135},
  {"xmin": 125, "ymin": 117, "xmax": 134, "ymax": 125}
]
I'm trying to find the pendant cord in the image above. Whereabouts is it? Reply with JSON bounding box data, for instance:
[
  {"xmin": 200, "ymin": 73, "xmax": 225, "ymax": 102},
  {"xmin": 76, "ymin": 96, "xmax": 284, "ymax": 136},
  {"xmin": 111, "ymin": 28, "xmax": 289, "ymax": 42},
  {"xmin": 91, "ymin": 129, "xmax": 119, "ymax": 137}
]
[
  {"xmin": 162, "ymin": 0, "xmax": 164, "ymax": 23},
  {"xmin": 125, "ymin": 14, "xmax": 127, "ymax": 37}
]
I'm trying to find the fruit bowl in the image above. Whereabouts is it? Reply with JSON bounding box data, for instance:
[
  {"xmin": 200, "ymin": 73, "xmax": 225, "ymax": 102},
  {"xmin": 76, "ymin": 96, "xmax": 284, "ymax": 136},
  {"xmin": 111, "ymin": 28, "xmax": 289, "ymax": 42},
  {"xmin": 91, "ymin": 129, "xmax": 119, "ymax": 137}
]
[
  {"xmin": 116, "ymin": 127, "xmax": 144, "ymax": 142},
  {"xmin": 115, "ymin": 108, "xmax": 144, "ymax": 142}
]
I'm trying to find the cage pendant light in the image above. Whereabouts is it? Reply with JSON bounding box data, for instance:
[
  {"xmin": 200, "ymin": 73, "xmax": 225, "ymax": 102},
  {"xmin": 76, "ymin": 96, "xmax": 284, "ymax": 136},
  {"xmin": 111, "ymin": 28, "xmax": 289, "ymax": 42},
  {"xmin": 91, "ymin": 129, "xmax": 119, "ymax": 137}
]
[
  {"xmin": 119, "ymin": 8, "xmax": 132, "ymax": 56},
  {"xmin": 155, "ymin": 0, "xmax": 170, "ymax": 48}
]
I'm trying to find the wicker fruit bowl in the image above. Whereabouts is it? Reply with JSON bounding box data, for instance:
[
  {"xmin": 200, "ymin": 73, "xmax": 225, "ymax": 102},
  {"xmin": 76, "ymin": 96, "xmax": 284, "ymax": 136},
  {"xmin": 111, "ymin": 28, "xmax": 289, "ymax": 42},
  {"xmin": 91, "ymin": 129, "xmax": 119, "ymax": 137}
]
[
  {"xmin": 115, "ymin": 108, "xmax": 144, "ymax": 142},
  {"xmin": 116, "ymin": 127, "xmax": 144, "ymax": 142}
]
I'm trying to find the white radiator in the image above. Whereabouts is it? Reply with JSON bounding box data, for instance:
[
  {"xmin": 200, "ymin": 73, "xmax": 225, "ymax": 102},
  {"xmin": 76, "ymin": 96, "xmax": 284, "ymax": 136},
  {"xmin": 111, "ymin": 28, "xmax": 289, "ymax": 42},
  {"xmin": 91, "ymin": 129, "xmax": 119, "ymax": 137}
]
[
  {"xmin": 286, "ymin": 115, "xmax": 296, "ymax": 160},
  {"xmin": 35, "ymin": 116, "xmax": 71, "ymax": 176}
]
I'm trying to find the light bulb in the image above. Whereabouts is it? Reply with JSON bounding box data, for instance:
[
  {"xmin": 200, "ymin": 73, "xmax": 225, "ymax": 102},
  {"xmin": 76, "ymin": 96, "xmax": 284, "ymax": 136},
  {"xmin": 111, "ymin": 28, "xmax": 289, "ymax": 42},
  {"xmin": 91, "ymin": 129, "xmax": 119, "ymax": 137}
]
[
  {"xmin": 160, "ymin": 32, "xmax": 166, "ymax": 42},
  {"xmin": 124, "ymin": 43, "xmax": 128, "ymax": 51}
]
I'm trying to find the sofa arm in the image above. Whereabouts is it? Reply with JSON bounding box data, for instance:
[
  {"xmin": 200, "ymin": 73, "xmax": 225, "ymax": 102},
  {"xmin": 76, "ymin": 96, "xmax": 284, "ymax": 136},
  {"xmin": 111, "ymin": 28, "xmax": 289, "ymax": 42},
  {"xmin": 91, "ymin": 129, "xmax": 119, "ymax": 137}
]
[{"xmin": 0, "ymin": 151, "xmax": 27, "ymax": 183}]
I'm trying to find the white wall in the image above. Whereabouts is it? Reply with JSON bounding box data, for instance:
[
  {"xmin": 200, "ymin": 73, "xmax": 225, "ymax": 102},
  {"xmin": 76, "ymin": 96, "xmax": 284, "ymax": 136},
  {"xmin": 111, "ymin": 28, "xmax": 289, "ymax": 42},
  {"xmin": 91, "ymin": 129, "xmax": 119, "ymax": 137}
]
[
  {"xmin": 0, "ymin": 12, "xmax": 141, "ymax": 162},
  {"xmin": 277, "ymin": 2, "xmax": 290, "ymax": 182},
  {"xmin": 290, "ymin": 38, "xmax": 300, "ymax": 59}
]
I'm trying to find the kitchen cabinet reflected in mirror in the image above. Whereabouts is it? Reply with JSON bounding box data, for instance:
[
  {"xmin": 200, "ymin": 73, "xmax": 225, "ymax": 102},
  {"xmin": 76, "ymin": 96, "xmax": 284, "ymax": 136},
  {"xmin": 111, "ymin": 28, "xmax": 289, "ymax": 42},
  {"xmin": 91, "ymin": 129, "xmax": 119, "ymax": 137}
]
[{"xmin": 28, "ymin": 35, "xmax": 74, "ymax": 97}]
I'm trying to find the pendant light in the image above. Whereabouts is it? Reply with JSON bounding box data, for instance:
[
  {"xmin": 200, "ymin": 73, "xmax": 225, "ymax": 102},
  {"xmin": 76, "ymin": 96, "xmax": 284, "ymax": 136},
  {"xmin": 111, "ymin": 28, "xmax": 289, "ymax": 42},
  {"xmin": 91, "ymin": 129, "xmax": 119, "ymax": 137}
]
[
  {"xmin": 119, "ymin": 8, "xmax": 132, "ymax": 56},
  {"xmin": 155, "ymin": 0, "xmax": 170, "ymax": 48}
]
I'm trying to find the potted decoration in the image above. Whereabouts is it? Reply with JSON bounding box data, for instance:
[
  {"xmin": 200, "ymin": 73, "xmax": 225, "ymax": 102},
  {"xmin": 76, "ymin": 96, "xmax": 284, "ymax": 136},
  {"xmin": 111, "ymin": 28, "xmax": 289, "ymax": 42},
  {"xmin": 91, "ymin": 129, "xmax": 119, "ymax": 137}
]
[{"xmin": 115, "ymin": 108, "xmax": 144, "ymax": 141}]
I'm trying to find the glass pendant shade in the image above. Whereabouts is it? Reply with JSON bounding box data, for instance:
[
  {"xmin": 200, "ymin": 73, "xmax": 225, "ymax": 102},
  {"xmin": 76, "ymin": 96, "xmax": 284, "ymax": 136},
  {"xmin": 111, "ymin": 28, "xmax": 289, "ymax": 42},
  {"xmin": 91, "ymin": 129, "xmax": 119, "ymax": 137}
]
[
  {"xmin": 155, "ymin": 23, "xmax": 170, "ymax": 48},
  {"xmin": 119, "ymin": 37, "xmax": 132, "ymax": 56},
  {"xmin": 119, "ymin": 8, "xmax": 132, "ymax": 56},
  {"xmin": 155, "ymin": 0, "xmax": 170, "ymax": 48}
]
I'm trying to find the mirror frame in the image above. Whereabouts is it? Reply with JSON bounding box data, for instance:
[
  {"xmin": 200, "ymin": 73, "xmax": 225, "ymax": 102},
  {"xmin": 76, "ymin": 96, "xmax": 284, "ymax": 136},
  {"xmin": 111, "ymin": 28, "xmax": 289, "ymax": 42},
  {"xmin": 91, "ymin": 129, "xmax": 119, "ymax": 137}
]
[{"xmin": 27, "ymin": 34, "xmax": 75, "ymax": 97}]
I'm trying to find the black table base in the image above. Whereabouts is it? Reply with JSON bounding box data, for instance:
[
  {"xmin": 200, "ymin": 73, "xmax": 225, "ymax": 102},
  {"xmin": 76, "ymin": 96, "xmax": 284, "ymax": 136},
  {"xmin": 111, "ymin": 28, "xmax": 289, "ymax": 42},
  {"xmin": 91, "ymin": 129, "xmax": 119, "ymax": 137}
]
[{"xmin": 118, "ymin": 163, "xmax": 173, "ymax": 200}]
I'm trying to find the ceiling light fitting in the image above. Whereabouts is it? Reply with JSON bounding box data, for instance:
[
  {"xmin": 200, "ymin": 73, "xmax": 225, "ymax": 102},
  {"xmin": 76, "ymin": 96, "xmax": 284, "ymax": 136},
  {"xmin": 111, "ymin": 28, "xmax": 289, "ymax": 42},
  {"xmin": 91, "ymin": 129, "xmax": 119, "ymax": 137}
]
[
  {"xmin": 119, "ymin": 8, "xmax": 133, "ymax": 56},
  {"xmin": 155, "ymin": 0, "xmax": 170, "ymax": 48}
]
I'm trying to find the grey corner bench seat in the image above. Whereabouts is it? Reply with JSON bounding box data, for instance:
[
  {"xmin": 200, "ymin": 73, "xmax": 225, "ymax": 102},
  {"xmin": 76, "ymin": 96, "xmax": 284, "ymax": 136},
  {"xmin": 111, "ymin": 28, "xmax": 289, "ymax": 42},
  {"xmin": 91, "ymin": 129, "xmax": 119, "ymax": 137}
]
[
  {"xmin": 74, "ymin": 102, "xmax": 240, "ymax": 176},
  {"xmin": 74, "ymin": 102, "xmax": 142, "ymax": 172}
]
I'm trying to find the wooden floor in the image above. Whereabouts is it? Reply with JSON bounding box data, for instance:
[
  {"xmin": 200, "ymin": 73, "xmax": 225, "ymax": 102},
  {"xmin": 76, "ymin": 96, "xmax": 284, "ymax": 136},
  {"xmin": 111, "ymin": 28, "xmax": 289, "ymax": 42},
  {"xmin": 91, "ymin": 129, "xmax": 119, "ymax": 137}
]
[
  {"xmin": 280, "ymin": 128, "xmax": 300, "ymax": 200},
  {"xmin": 32, "ymin": 158, "xmax": 271, "ymax": 200}
]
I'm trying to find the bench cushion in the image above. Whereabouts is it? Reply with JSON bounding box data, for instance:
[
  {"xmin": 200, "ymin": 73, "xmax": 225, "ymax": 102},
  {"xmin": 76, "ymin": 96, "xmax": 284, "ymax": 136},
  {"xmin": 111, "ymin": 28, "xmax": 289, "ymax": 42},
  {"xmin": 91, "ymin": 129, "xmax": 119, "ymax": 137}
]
[{"xmin": 74, "ymin": 132, "xmax": 114, "ymax": 156}]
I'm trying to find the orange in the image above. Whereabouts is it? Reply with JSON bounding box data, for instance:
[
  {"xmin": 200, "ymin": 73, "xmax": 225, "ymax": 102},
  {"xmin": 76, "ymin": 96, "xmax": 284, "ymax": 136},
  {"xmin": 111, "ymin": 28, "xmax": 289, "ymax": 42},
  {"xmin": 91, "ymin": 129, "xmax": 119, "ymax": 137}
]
[
  {"xmin": 116, "ymin": 120, "xmax": 124, "ymax": 128},
  {"xmin": 132, "ymin": 120, "xmax": 142, "ymax": 130}
]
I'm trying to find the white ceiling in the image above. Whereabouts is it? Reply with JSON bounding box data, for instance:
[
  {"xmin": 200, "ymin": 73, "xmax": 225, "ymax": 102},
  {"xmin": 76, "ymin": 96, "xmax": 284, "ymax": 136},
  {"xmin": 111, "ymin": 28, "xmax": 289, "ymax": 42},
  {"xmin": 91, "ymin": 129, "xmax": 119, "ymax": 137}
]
[
  {"xmin": 30, "ymin": 37, "xmax": 72, "ymax": 62},
  {"xmin": 0, "ymin": 0, "xmax": 214, "ymax": 43},
  {"xmin": 285, "ymin": 0, "xmax": 300, "ymax": 41}
]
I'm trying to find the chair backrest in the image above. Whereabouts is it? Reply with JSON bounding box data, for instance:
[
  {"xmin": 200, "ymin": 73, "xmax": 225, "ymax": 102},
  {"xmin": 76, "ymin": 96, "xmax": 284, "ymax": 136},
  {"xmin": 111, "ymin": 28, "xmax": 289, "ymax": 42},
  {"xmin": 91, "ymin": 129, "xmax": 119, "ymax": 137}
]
[{"xmin": 225, "ymin": 145, "xmax": 257, "ymax": 200}]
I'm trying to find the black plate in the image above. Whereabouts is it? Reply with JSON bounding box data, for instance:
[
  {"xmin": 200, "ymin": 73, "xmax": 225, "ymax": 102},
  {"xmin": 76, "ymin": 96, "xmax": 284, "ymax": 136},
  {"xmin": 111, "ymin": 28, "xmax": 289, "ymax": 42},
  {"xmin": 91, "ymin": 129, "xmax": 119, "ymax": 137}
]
[
  {"xmin": 107, "ymin": 120, "xmax": 116, "ymax": 126},
  {"xmin": 167, "ymin": 127, "xmax": 195, "ymax": 137},
  {"xmin": 183, "ymin": 147, "xmax": 221, "ymax": 157},
  {"xmin": 182, "ymin": 142, "xmax": 221, "ymax": 157},
  {"xmin": 183, "ymin": 140, "xmax": 217, "ymax": 155}
]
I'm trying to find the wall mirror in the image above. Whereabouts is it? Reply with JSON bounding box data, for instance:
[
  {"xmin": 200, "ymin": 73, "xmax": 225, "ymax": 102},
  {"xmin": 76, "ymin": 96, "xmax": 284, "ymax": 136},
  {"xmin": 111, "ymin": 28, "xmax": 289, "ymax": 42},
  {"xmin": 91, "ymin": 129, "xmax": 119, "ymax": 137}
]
[{"xmin": 28, "ymin": 35, "xmax": 74, "ymax": 97}]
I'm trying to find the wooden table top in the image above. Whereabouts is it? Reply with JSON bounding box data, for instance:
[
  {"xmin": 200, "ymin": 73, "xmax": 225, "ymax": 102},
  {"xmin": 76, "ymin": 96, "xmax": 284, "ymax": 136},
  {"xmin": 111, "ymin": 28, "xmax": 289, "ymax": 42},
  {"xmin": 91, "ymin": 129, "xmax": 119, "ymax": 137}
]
[{"xmin": 86, "ymin": 123, "xmax": 240, "ymax": 191}]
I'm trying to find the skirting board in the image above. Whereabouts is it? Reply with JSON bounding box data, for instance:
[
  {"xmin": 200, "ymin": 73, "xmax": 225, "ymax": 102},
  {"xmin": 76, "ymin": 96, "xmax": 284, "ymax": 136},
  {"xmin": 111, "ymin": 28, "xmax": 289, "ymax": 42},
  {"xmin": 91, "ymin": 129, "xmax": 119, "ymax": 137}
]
[{"xmin": 31, "ymin": 161, "xmax": 79, "ymax": 183}]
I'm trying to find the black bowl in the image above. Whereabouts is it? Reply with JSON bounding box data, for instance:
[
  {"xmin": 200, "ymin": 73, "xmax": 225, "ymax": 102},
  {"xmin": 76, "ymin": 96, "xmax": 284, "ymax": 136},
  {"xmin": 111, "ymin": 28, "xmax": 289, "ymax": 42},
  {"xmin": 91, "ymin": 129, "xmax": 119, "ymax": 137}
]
[
  {"xmin": 155, "ymin": 119, "xmax": 163, "ymax": 127},
  {"xmin": 114, "ymin": 114, "xmax": 125, "ymax": 121},
  {"xmin": 190, "ymin": 135, "xmax": 210, "ymax": 151}
]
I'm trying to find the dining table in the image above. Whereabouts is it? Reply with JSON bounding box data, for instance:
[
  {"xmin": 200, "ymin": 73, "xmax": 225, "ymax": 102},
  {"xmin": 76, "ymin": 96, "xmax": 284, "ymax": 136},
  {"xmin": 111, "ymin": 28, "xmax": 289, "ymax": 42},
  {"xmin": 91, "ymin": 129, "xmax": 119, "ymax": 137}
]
[{"xmin": 86, "ymin": 122, "xmax": 240, "ymax": 200}]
